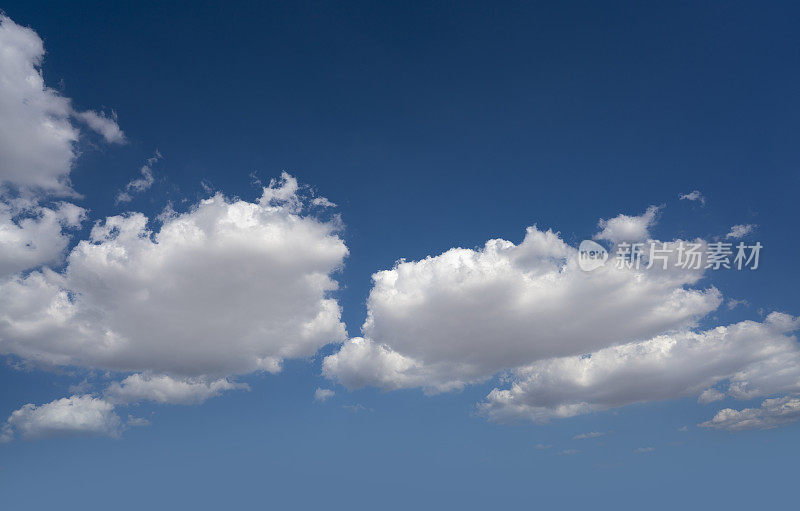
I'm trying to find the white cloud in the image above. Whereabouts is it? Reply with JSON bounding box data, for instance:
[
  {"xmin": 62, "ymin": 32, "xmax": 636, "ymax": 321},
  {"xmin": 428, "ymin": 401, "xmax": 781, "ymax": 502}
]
[
  {"xmin": 727, "ymin": 299, "xmax": 749, "ymax": 310},
  {"xmin": 479, "ymin": 313, "xmax": 800, "ymax": 423},
  {"xmin": 1, "ymin": 395, "xmax": 122, "ymax": 441},
  {"xmin": 726, "ymin": 224, "xmax": 756, "ymax": 239},
  {"xmin": 595, "ymin": 206, "xmax": 660, "ymax": 243},
  {"xmin": 557, "ymin": 449, "xmax": 579, "ymax": 456},
  {"xmin": 679, "ymin": 190, "xmax": 705, "ymax": 205},
  {"xmin": 533, "ymin": 443, "xmax": 552, "ymax": 450},
  {"xmin": 634, "ymin": 447, "xmax": 655, "ymax": 453},
  {"xmin": 311, "ymin": 197, "xmax": 336, "ymax": 208},
  {"xmin": 0, "ymin": 199, "xmax": 85, "ymax": 277},
  {"xmin": 314, "ymin": 387, "xmax": 335, "ymax": 402},
  {"xmin": 73, "ymin": 110, "xmax": 126, "ymax": 144},
  {"xmin": 0, "ymin": 14, "xmax": 119, "ymax": 286},
  {"xmin": 0, "ymin": 16, "xmax": 122, "ymax": 195},
  {"xmin": 116, "ymin": 151, "xmax": 161, "ymax": 204},
  {"xmin": 0, "ymin": 173, "xmax": 348, "ymax": 378},
  {"xmin": 698, "ymin": 388, "xmax": 725, "ymax": 404},
  {"xmin": 324, "ymin": 223, "xmax": 719, "ymax": 394},
  {"xmin": 573, "ymin": 431, "xmax": 605, "ymax": 440},
  {"xmin": 104, "ymin": 373, "xmax": 248, "ymax": 405},
  {"xmin": 700, "ymin": 396, "xmax": 800, "ymax": 431}
]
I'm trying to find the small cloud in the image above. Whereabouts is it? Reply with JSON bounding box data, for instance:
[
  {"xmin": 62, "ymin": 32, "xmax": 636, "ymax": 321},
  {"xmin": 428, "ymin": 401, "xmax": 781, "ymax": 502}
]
[
  {"xmin": 314, "ymin": 387, "xmax": 335, "ymax": 403},
  {"xmin": 727, "ymin": 299, "xmax": 750, "ymax": 310},
  {"xmin": 634, "ymin": 447, "xmax": 655, "ymax": 453},
  {"xmin": 73, "ymin": 109, "xmax": 126, "ymax": 144},
  {"xmin": 698, "ymin": 388, "xmax": 726, "ymax": 404},
  {"xmin": 342, "ymin": 404, "xmax": 372, "ymax": 413},
  {"xmin": 700, "ymin": 395, "xmax": 800, "ymax": 431},
  {"xmin": 126, "ymin": 415, "xmax": 150, "ymax": 427},
  {"xmin": 573, "ymin": 431, "xmax": 606, "ymax": 440},
  {"xmin": 68, "ymin": 379, "xmax": 93, "ymax": 394},
  {"xmin": 311, "ymin": 196, "xmax": 336, "ymax": 208},
  {"xmin": 679, "ymin": 190, "xmax": 706, "ymax": 206},
  {"xmin": 595, "ymin": 206, "xmax": 660, "ymax": 244},
  {"xmin": 200, "ymin": 180, "xmax": 214, "ymax": 194},
  {"xmin": 557, "ymin": 449, "xmax": 580, "ymax": 456},
  {"xmin": 1, "ymin": 395, "xmax": 122, "ymax": 441},
  {"xmin": 726, "ymin": 224, "xmax": 756, "ymax": 239},
  {"xmin": 533, "ymin": 443, "xmax": 552, "ymax": 450},
  {"xmin": 116, "ymin": 151, "xmax": 162, "ymax": 204},
  {"xmin": 678, "ymin": 425, "xmax": 689, "ymax": 432}
]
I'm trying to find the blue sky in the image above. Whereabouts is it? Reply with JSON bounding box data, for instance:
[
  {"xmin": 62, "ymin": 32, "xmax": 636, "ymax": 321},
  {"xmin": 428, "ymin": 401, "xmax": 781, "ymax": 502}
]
[{"xmin": 0, "ymin": 2, "xmax": 799, "ymax": 509}]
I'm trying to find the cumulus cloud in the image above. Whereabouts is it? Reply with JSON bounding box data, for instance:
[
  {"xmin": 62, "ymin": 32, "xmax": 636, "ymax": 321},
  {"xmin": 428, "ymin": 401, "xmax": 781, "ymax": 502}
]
[
  {"xmin": 324, "ymin": 223, "xmax": 719, "ymax": 394},
  {"xmin": 0, "ymin": 199, "xmax": 85, "ymax": 277},
  {"xmin": 116, "ymin": 151, "xmax": 161, "ymax": 204},
  {"xmin": 1, "ymin": 395, "xmax": 122, "ymax": 441},
  {"xmin": 595, "ymin": 206, "xmax": 660, "ymax": 243},
  {"xmin": 104, "ymin": 373, "xmax": 248, "ymax": 405},
  {"xmin": 314, "ymin": 387, "xmax": 335, "ymax": 402},
  {"xmin": 679, "ymin": 190, "xmax": 706, "ymax": 205},
  {"xmin": 0, "ymin": 16, "xmax": 122, "ymax": 195},
  {"xmin": 726, "ymin": 224, "xmax": 756, "ymax": 239},
  {"xmin": 700, "ymin": 396, "xmax": 800, "ymax": 431},
  {"xmin": 479, "ymin": 313, "xmax": 800, "ymax": 423},
  {"xmin": 0, "ymin": 173, "xmax": 348, "ymax": 378},
  {"xmin": 0, "ymin": 14, "xmax": 121, "ymax": 287}
]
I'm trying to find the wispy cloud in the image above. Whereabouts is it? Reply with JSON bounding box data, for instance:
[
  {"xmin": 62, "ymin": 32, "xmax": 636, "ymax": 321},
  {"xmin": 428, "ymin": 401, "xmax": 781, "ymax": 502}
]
[
  {"xmin": 679, "ymin": 190, "xmax": 706, "ymax": 205},
  {"xmin": 314, "ymin": 388, "xmax": 335, "ymax": 402},
  {"xmin": 573, "ymin": 431, "xmax": 606, "ymax": 440},
  {"xmin": 726, "ymin": 224, "xmax": 756, "ymax": 239},
  {"xmin": 116, "ymin": 151, "xmax": 161, "ymax": 204}
]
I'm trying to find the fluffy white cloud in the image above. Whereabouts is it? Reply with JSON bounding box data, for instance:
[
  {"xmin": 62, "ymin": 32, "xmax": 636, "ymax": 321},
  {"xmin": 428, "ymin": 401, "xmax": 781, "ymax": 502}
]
[
  {"xmin": 595, "ymin": 206, "xmax": 659, "ymax": 243},
  {"xmin": 1, "ymin": 395, "xmax": 122, "ymax": 441},
  {"xmin": 0, "ymin": 16, "xmax": 123, "ymax": 195},
  {"xmin": 0, "ymin": 173, "xmax": 348, "ymax": 377},
  {"xmin": 726, "ymin": 224, "xmax": 756, "ymax": 239},
  {"xmin": 116, "ymin": 151, "xmax": 161, "ymax": 204},
  {"xmin": 324, "ymin": 221, "xmax": 720, "ymax": 393},
  {"xmin": 104, "ymin": 373, "xmax": 248, "ymax": 405},
  {"xmin": 700, "ymin": 396, "xmax": 800, "ymax": 431},
  {"xmin": 0, "ymin": 16, "xmax": 76, "ymax": 194},
  {"xmin": 479, "ymin": 313, "xmax": 800, "ymax": 423},
  {"xmin": 0, "ymin": 199, "xmax": 85, "ymax": 277}
]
